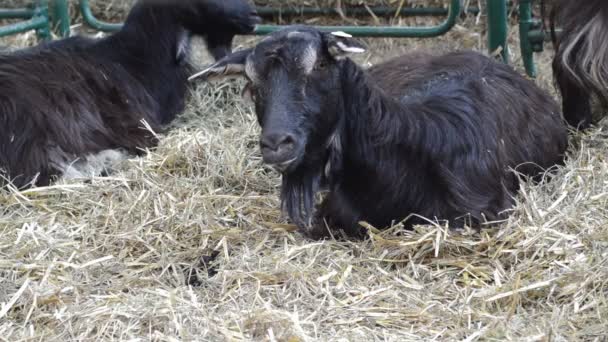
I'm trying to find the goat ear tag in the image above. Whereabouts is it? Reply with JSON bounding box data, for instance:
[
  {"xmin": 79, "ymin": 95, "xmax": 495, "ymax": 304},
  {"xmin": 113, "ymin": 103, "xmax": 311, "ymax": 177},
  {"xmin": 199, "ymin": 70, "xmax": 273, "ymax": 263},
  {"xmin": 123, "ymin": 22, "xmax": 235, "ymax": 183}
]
[
  {"xmin": 335, "ymin": 41, "xmax": 365, "ymax": 54},
  {"xmin": 326, "ymin": 32, "xmax": 366, "ymax": 59},
  {"xmin": 330, "ymin": 31, "xmax": 353, "ymax": 38},
  {"xmin": 328, "ymin": 40, "xmax": 366, "ymax": 59}
]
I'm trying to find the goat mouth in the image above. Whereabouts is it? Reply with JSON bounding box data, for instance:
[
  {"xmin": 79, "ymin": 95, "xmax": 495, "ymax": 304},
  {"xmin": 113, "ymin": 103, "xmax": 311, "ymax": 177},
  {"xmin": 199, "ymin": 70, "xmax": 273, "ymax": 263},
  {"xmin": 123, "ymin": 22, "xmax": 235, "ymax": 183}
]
[{"xmin": 269, "ymin": 157, "xmax": 298, "ymax": 173}]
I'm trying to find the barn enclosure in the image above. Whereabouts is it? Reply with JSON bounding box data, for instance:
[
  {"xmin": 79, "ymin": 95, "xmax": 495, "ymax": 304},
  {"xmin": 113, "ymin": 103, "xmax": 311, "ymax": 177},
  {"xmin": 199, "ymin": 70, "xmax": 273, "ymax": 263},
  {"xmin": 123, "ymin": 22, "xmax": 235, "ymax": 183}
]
[
  {"xmin": 1, "ymin": 0, "xmax": 547, "ymax": 76},
  {"xmin": 1, "ymin": 1, "xmax": 607, "ymax": 341}
]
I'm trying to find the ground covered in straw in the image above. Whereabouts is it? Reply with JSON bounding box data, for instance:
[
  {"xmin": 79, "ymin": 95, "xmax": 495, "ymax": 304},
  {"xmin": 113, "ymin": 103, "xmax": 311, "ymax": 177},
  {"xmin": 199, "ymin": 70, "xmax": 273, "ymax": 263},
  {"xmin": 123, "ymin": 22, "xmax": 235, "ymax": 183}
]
[{"xmin": 1, "ymin": 2, "xmax": 607, "ymax": 341}]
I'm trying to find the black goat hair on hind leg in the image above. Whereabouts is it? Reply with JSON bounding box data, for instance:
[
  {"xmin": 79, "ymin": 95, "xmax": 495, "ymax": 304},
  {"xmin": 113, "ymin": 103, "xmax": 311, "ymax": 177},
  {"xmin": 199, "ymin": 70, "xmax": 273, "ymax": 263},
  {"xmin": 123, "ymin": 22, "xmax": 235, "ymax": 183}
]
[
  {"xmin": 548, "ymin": 0, "xmax": 608, "ymax": 129},
  {"xmin": 0, "ymin": 0, "xmax": 259, "ymax": 188}
]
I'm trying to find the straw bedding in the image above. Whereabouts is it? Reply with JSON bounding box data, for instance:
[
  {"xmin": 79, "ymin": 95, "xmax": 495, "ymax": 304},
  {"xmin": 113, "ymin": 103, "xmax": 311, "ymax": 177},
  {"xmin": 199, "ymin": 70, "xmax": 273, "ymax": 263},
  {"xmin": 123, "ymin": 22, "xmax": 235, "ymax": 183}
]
[{"xmin": 0, "ymin": 1, "xmax": 606, "ymax": 340}]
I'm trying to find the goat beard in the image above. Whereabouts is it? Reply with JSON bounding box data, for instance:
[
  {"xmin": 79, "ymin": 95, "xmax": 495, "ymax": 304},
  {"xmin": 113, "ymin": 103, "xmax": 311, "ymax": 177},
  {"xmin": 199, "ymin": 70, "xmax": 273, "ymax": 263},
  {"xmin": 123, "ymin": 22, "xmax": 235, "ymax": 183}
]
[
  {"xmin": 280, "ymin": 130, "xmax": 343, "ymax": 230},
  {"xmin": 280, "ymin": 166, "xmax": 322, "ymax": 229}
]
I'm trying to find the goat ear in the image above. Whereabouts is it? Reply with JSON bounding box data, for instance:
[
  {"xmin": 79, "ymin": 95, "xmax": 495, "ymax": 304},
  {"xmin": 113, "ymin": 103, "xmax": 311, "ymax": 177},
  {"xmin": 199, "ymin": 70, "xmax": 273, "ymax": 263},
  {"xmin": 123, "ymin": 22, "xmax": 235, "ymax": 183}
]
[
  {"xmin": 188, "ymin": 48, "xmax": 251, "ymax": 82},
  {"xmin": 325, "ymin": 31, "xmax": 366, "ymax": 59}
]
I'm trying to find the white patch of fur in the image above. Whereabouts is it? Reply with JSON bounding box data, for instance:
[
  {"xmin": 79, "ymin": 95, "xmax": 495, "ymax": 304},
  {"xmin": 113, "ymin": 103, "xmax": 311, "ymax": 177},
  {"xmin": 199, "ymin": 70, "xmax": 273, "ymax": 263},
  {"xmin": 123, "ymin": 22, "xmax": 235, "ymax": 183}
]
[
  {"xmin": 324, "ymin": 131, "xmax": 342, "ymax": 179},
  {"xmin": 324, "ymin": 159, "xmax": 332, "ymax": 179},
  {"xmin": 287, "ymin": 31, "xmax": 312, "ymax": 40},
  {"xmin": 176, "ymin": 30, "xmax": 191, "ymax": 63},
  {"xmin": 301, "ymin": 44, "xmax": 318, "ymax": 74},
  {"xmin": 561, "ymin": 13, "xmax": 608, "ymax": 91},
  {"xmin": 60, "ymin": 149, "xmax": 130, "ymax": 181},
  {"xmin": 245, "ymin": 55, "xmax": 260, "ymax": 83}
]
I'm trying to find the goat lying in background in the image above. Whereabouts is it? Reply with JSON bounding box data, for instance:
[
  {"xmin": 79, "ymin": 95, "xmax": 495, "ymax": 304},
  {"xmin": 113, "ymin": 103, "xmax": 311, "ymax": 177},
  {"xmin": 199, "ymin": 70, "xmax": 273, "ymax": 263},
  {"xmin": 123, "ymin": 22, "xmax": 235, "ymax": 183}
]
[
  {"xmin": 549, "ymin": 0, "xmax": 608, "ymax": 129},
  {"xmin": 0, "ymin": 0, "xmax": 260, "ymax": 188},
  {"xmin": 193, "ymin": 26, "xmax": 568, "ymax": 239}
]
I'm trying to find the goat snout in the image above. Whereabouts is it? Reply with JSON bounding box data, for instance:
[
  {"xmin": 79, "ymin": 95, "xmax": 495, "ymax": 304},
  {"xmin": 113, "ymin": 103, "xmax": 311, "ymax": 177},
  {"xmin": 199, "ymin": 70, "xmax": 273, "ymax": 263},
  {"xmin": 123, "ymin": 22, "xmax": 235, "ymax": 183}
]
[{"xmin": 260, "ymin": 132, "xmax": 299, "ymax": 169}]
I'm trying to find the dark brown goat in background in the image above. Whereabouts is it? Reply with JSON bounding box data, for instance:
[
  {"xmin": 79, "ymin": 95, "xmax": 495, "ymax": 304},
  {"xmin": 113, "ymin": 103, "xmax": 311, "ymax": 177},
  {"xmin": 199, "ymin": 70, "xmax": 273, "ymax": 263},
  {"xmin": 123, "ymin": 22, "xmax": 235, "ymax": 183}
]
[
  {"xmin": 0, "ymin": 0, "xmax": 260, "ymax": 188},
  {"xmin": 549, "ymin": 0, "xmax": 608, "ymax": 129},
  {"xmin": 194, "ymin": 26, "xmax": 568, "ymax": 239}
]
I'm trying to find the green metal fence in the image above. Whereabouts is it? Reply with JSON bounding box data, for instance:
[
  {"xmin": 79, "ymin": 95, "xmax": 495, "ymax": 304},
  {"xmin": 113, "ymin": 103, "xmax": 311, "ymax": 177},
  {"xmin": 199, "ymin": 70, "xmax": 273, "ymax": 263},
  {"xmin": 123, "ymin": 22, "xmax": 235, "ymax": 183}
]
[
  {"xmin": 0, "ymin": 0, "xmax": 69, "ymax": 39},
  {"xmin": 0, "ymin": 0, "xmax": 544, "ymax": 77},
  {"xmin": 0, "ymin": 0, "xmax": 50, "ymax": 40},
  {"xmin": 76, "ymin": 0, "xmax": 463, "ymax": 38}
]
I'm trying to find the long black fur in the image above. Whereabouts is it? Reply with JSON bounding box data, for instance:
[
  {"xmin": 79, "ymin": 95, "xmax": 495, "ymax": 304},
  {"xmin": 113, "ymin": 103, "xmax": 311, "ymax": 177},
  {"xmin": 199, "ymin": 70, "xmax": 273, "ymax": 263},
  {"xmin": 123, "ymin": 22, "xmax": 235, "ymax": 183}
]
[
  {"xmin": 316, "ymin": 53, "xmax": 567, "ymax": 237},
  {"xmin": 0, "ymin": 0, "xmax": 259, "ymax": 188},
  {"xmin": 548, "ymin": 0, "xmax": 608, "ymax": 129},
  {"xmin": 197, "ymin": 26, "xmax": 568, "ymax": 239}
]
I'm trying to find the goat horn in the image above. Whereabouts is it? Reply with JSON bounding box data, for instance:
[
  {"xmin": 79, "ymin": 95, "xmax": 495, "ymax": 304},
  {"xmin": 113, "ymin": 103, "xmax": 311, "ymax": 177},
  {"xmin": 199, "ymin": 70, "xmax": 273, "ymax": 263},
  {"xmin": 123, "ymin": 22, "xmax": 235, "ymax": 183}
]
[{"xmin": 188, "ymin": 66, "xmax": 216, "ymax": 81}]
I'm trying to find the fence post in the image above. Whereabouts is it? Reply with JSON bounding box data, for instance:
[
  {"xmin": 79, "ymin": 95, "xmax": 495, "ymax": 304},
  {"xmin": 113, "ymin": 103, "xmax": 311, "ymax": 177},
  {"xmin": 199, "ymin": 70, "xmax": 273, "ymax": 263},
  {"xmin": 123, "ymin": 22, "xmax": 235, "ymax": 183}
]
[
  {"xmin": 33, "ymin": 0, "xmax": 51, "ymax": 40},
  {"xmin": 487, "ymin": 0, "xmax": 509, "ymax": 63},
  {"xmin": 52, "ymin": 0, "xmax": 70, "ymax": 37}
]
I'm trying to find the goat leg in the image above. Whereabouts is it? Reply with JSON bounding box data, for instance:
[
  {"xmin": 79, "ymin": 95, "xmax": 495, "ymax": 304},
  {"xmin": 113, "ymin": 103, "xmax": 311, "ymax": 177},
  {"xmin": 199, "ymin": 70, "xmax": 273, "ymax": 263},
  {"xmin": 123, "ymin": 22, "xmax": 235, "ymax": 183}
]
[{"xmin": 306, "ymin": 191, "xmax": 367, "ymax": 240}]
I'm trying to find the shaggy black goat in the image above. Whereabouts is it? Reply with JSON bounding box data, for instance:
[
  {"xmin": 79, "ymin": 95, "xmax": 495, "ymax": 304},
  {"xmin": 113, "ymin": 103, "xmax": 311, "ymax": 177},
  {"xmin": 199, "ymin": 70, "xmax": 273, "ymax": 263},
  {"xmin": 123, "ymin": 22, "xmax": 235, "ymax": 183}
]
[
  {"xmin": 549, "ymin": 0, "xmax": 608, "ymax": 129},
  {"xmin": 193, "ymin": 26, "xmax": 567, "ymax": 239},
  {"xmin": 0, "ymin": 0, "xmax": 259, "ymax": 188}
]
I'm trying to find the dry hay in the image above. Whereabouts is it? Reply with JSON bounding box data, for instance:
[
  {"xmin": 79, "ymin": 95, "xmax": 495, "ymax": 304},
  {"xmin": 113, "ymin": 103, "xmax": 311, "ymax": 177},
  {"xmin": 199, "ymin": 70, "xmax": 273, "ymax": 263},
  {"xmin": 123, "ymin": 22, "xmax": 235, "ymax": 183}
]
[{"xmin": 1, "ymin": 3, "xmax": 607, "ymax": 341}]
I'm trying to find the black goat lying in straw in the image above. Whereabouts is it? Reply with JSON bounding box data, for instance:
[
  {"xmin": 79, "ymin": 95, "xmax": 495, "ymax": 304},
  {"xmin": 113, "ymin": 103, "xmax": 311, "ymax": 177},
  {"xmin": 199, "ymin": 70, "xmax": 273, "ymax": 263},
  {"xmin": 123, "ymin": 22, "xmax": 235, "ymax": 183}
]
[
  {"xmin": 549, "ymin": 0, "xmax": 608, "ymax": 129},
  {"xmin": 0, "ymin": 0, "xmax": 260, "ymax": 188},
  {"xmin": 192, "ymin": 26, "xmax": 568, "ymax": 239}
]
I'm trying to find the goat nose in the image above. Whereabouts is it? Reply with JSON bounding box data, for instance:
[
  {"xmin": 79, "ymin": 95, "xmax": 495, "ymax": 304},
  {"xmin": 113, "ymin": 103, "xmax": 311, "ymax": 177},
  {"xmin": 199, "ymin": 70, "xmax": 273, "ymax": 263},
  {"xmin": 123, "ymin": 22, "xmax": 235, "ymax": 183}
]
[{"xmin": 260, "ymin": 133, "xmax": 296, "ymax": 153}]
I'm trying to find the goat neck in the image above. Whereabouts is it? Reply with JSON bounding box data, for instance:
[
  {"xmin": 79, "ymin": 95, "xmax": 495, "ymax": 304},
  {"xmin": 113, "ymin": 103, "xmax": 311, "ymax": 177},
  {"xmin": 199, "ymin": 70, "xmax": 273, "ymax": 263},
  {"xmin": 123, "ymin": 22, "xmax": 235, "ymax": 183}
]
[
  {"xmin": 336, "ymin": 59, "xmax": 424, "ymax": 165},
  {"xmin": 102, "ymin": 2, "xmax": 189, "ymax": 67}
]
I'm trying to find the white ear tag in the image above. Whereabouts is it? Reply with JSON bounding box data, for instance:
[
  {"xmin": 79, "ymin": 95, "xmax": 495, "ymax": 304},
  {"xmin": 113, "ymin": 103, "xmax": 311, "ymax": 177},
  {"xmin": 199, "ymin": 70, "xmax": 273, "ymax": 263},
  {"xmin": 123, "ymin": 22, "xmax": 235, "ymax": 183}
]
[
  {"xmin": 335, "ymin": 41, "xmax": 366, "ymax": 54},
  {"xmin": 330, "ymin": 31, "xmax": 353, "ymax": 38}
]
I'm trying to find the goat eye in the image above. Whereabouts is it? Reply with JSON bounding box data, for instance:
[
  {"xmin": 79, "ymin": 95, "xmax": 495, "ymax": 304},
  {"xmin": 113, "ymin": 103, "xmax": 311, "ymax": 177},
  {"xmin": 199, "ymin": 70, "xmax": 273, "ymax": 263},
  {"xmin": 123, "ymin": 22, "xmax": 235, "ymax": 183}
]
[{"xmin": 315, "ymin": 61, "xmax": 328, "ymax": 70}]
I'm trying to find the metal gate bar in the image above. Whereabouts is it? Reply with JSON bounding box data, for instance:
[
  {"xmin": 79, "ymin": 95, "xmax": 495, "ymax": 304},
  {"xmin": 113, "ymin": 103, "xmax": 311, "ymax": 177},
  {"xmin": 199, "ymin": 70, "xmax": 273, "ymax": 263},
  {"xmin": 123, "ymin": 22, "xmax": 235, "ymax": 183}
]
[
  {"xmin": 78, "ymin": 0, "xmax": 462, "ymax": 38},
  {"xmin": 255, "ymin": 6, "xmax": 480, "ymax": 17},
  {"xmin": 0, "ymin": 0, "xmax": 50, "ymax": 39},
  {"xmin": 0, "ymin": 8, "xmax": 35, "ymax": 20},
  {"xmin": 1, "ymin": 0, "xmax": 547, "ymax": 78},
  {"xmin": 0, "ymin": 16, "xmax": 47, "ymax": 38},
  {"xmin": 0, "ymin": 0, "xmax": 69, "ymax": 39},
  {"xmin": 255, "ymin": 0, "xmax": 460, "ymax": 38},
  {"xmin": 487, "ymin": 0, "xmax": 509, "ymax": 63},
  {"xmin": 518, "ymin": 0, "xmax": 545, "ymax": 77},
  {"xmin": 52, "ymin": 0, "xmax": 70, "ymax": 37}
]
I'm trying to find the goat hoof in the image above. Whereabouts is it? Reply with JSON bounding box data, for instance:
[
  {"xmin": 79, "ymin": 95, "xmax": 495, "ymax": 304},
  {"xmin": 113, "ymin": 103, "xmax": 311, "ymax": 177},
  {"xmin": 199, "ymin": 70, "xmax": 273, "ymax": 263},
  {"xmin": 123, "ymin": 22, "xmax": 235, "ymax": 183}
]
[
  {"xmin": 300, "ymin": 225, "xmax": 333, "ymax": 241},
  {"xmin": 185, "ymin": 250, "xmax": 220, "ymax": 286}
]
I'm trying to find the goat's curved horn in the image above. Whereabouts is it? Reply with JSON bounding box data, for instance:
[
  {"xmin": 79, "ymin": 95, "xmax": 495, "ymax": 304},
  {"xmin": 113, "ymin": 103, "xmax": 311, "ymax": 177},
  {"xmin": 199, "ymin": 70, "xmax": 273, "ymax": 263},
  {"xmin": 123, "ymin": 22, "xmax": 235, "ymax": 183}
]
[
  {"xmin": 188, "ymin": 48, "xmax": 251, "ymax": 82},
  {"xmin": 188, "ymin": 63, "xmax": 245, "ymax": 82}
]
